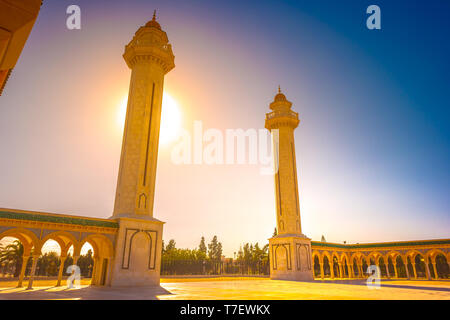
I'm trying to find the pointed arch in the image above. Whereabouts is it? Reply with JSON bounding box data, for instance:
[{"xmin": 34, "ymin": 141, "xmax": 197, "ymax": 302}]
[
  {"xmin": 312, "ymin": 250, "xmax": 322, "ymax": 263},
  {"xmin": 426, "ymin": 249, "xmax": 447, "ymax": 262},
  {"xmin": 79, "ymin": 234, "xmax": 114, "ymax": 259},
  {"xmin": 0, "ymin": 228, "xmax": 40, "ymax": 253},
  {"xmin": 40, "ymin": 231, "xmax": 79, "ymax": 256}
]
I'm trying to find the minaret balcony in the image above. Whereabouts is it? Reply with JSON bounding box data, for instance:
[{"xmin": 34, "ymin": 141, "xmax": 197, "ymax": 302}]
[
  {"xmin": 265, "ymin": 110, "xmax": 300, "ymax": 129},
  {"xmin": 265, "ymin": 110, "xmax": 298, "ymax": 120}
]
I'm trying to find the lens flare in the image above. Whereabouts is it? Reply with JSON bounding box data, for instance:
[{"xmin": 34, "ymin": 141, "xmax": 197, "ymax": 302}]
[
  {"xmin": 117, "ymin": 92, "xmax": 181, "ymax": 144},
  {"xmin": 160, "ymin": 92, "xmax": 182, "ymax": 145}
]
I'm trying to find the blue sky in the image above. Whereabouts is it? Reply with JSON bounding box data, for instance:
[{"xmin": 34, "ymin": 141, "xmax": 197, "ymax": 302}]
[{"xmin": 0, "ymin": 0, "xmax": 448, "ymax": 255}]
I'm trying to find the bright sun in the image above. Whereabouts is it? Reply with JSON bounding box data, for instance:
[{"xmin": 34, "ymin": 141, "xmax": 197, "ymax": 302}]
[
  {"xmin": 160, "ymin": 92, "xmax": 182, "ymax": 144},
  {"xmin": 118, "ymin": 92, "xmax": 181, "ymax": 145}
]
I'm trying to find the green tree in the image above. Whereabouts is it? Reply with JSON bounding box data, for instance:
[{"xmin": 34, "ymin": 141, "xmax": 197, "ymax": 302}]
[
  {"xmin": 0, "ymin": 240, "xmax": 23, "ymax": 277},
  {"xmin": 242, "ymin": 243, "xmax": 251, "ymax": 263},
  {"xmin": 253, "ymin": 243, "xmax": 263, "ymax": 262},
  {"xmin": 236, "ymin": 246, "xmax": 244, "ymax": 262},
  {"xmin": 196, "ymin": 237, "xmax": 207, "ymax": 260},
  {"xmin": 235, "ymin": 241, "xmax": 269, "ymax": 274},
  {"xmin": 41, "ymin": 252, "xmax": 59, "ymax": 276},
  {"xmin": 63, "ymin": 255, "xmax": 73, "ymax": 274},
  {"xmin": 208, "ymin": 236, "xmax": 222, "ymax": 261},
  {"xmin": 199, "ymin": 237, "xmax": 207, "ymax": 255},
  {"xmin": 77, "ymin": 249, "xmax": 94, "ymax": 277},
  {"xmin": 166, "ymin": 239, "xmax": 176, "ymax": 251},
  {"xmin": 37, "ymin": 252, "xmax": 59, "ymax": 276},
  {"xmin": 216, "ymin": 242, "xmax": 223, "ymax": 260}
]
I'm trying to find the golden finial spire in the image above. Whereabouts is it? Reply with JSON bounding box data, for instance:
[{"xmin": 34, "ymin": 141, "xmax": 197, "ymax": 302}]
[
  {"xmin": 145, "ymin": 10, "xmax": 161, "ymax": 29},
  {"xmin": 273, "ymin": 85, "xmax": 287, "ymax": 102}
]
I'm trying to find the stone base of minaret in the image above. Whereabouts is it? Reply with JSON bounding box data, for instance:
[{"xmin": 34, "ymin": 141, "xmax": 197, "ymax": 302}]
[
  {"xmin": 269, "ymin": 234, "xmax": 314, "ymax": 281},
  {"xmin": 108, "ymin": 217, "xmax": 164, "ymax": 287}
]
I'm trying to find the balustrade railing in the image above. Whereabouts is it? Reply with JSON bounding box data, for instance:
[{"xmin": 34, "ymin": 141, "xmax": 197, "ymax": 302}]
[{"xmin": 265, "ymin": 110, "xmax": 298, "ymax": 120}]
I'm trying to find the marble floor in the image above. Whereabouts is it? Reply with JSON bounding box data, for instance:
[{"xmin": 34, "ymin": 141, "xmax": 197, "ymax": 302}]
[{"xmin": 0, "ymin": 278, "xmax": 448, "ymax": 300}]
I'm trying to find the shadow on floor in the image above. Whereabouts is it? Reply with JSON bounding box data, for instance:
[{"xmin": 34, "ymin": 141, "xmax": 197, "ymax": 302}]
[
  {"xmin": 0, "ymin": 285, "xmax": 174, "ymax": 300},
  {"xmin": 311, "ymin": 279, "xmax": 450, "ymax": 292}
]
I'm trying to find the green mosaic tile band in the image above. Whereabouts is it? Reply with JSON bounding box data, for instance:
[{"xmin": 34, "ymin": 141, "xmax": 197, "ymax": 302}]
[{"xmin": 0, "ymin": 210, "xmax": 119, "ymax": 229}]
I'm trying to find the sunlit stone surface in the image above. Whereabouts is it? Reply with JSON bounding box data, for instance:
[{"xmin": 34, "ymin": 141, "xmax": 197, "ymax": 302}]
[
  {"xmin": 265, "ymin": 89, "xmax": 314, "ymax": 281},
  {"xmin": 0, "ymin": 278, "xmax": 448, "ymax": 300}
]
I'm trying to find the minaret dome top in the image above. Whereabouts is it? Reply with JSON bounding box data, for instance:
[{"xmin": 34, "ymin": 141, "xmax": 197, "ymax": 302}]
[
  {"xmin": 274, "ymin": 85, "xmax": 287, "ymax": 102},
  {"xmin": 145, "ymin": 10, "xmax": 161, "ymax": 30}
]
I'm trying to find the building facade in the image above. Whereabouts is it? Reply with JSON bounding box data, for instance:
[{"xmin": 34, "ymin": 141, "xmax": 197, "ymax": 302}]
[
  {"xmin": 0, "ymin": 14, "xmax": 174, "ymax": 288},
  {"xmin": 108, "ymin": 12, "xmax": 174, "ymax": 287},
  {"xmin": 0, "ymin": 12, "xmax": 448, "ymax": 291},
  {"xmin": 264, "ymin": 89, "xmax": 449, "ymax": 281},
  {"xmin": 0, "ymin": 208, "xmax": 117, "ymax": 288},
  {"xmin": 0, "ymin": 0, "xmax": 42, "ymax": 95},
  {"xmin": 265, "ymin": 88, "xmax": 314, "ymax": 281},
  {"xmin": 311, "ymin": 239, "xmax": 450, "ymax": 280}
]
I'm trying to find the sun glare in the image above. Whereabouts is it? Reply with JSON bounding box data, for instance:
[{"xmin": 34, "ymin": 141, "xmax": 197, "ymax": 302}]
[
  {"xmin": 160, "ymin": 92, "xmax": 182, "ymax": 145},
  {"xmin": 117, "ymin": 92, "xmax": 181, "ymax": 145},
  {"xmin": 118, "ymin": 96, "xmax": 128, "ymax": 129}
]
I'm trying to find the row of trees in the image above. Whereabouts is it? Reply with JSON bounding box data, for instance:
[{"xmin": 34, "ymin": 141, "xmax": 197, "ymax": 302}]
[
  {"xmin": 235, "ymin": 243, "xmax": 269, "ymax": 266},
  {"xmin": 162, "ymin": 235, "xmax": 223, "ymax": 262},
  {"xmin": 160, "ymin": 236, "xmax": 270, "ymax": 275},
  {"xmin": 162, "ymin": 235, "xmax": 272, "ymax": 263},
  {"xmin": 0, "ymin": 240, "xmax": 94, "ymax": 278},
  {"xmin": 161, "ymin": 236, "xmax": 224, "ymax": 275}
]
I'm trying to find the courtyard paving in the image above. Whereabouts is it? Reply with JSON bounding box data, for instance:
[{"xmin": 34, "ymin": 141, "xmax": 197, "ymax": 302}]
[{"xmin": 0, "ymin": 278, "xmax": 448, "ymax": 300}]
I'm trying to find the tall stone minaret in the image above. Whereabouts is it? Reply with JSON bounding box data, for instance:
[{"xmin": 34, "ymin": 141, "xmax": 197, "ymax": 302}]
[
  {"xmin": 265, "ymin": 87, "xmax": 313, "ymax": 281},
  {"xmin": 113, "ymin": 11, "xmax": 175, "ymax": 219},
  {"xmin": 109, "ymin": 13, "xmax": 174, "ymax": 287}
]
